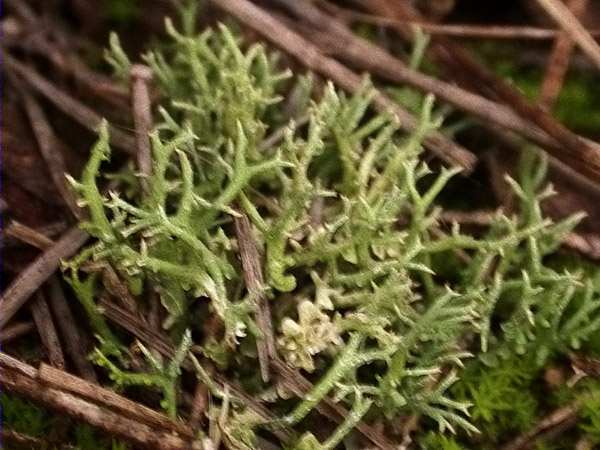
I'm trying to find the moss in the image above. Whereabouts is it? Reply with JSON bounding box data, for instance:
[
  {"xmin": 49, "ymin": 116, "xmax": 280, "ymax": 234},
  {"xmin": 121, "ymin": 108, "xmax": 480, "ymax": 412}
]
[
  {"xmin": 451, "ymin": 356, "xmax": 540, "ymax": 442},
  {"xmin": 470, "ymin": 41, "xmax": 600, "ymax": 134},
  {"xmin": 578, "ymin": 381, "xmax": 600, "ymax": 443},
  {"xmin": 72, "ymin": 424, "xmax": 129, "ymax": 450},
  {"xmin": 420, "ymin": 432, "xmax": 468, "ymax": 450},
  {"xmin": 0, "ymin": 393, "xmax": 54, "ymax": 438},
  {"xmin": 103, "ymin": 0, "xmax": 140, "ymax": 25}
]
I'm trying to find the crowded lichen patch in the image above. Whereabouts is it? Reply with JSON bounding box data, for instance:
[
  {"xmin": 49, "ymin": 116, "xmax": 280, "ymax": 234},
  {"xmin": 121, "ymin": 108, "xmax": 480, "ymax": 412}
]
[{"xmin": 62, "ymin": 17, "xmax": 600, "ymax": 449}]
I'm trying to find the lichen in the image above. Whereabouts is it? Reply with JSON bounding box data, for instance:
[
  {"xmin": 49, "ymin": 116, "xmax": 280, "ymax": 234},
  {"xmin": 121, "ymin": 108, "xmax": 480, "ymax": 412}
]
[{"xmin": 63, "ymin": 16, "xmax": 600, "ymax": 447}]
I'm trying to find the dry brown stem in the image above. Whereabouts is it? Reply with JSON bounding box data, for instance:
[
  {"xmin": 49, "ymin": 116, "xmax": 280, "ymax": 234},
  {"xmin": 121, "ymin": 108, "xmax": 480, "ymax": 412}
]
[
  {"xmin": 0, "ymin": 226, "xmax": 89, "ymax": 329},
  {"xmin": 21, "ymin": 91, "xmax": 83, "ymax": 217},
  {"xmin": 535, "ymin": 0, "xmax": 600, "ymax": 70},
  {"xmin": 0, "ymin": 353, "xmax": 199, "ymax": 450},
  {"xmin": 362, "ymin": 0, "xmax": 600, "ymax": 184},
  {"xmin": 47, "ymin": 276, "xmax": 98, "ymax": 382},
  {"xmin": 130, "ymin": 64, "xmax": 154, "ymax": 193},
  {"xmin": 317, "ymin": 2, "xmax": 600, "ymax": 40},
  {"xmin": 30, "ymin": 292, "xmax": 66, "ymax": 369},
  {"xmin": 38, "ymin": 362, "xmax": 193, "ymax": 438},
  {"xmin": 500, "ymin": 401, "xmax": 581, "ymax": 450},
  {"xmin": 4, "ymin": 53, "xmax": 136, "ymax": 154},
  {"xmin": 232, "ymin": 207, "xmax": 275, "ymax": 382},
  {"xmin": 540, "ymin": 0, "xmax": 589, "ymax": 110},
  {"xmin": 4, "ymin": 220, "xmax": 55, "ymax": 250},
  {"xmin": 273, "ymin": 0, "xmax": 565, "ymax": 158},
  {"xmin": 0, "ymin": 321, "xmax": 36, "ymax": 343}
]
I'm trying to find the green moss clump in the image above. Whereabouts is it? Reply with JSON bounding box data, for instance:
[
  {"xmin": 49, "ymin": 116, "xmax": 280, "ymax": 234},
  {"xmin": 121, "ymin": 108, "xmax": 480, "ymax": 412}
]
[
  {"xmin": 421, "ymin": 432, "xmax": 467, "ymax": 450},
  {"xmin": 578, "ymin": 382, "xmax": 600, "ymax": 444},
  {"xmin": 451, "ymin": 357, "xmax": 539, "ymax": 442},
  {"xmin": 1, "ymin": 393, "xmax": 54, "ymax": 439}
]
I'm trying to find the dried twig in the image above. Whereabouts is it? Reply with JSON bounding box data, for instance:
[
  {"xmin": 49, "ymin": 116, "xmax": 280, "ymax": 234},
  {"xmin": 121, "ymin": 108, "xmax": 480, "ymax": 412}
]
[
  {"xmin": 535, "ymin": 0, "xmax": 600, "ymax": 71},
  {"xmin": 4, "ymin": 0, "xmax": 128, "ymax": 106},
  {"xmin": 571, "ymin": 353, "xmax": 600, "ymax": 378},
  {"xmin": 209, "ymin": 0, "xmax": 476, "ymax": 171},
  {"xmin": 4, "ymin": 0, "xmax": 37, "ymax": 23},
  {"xmin": 130, "ymin": 64, "xmax": 154, "ymax": 193},
  {"xmin": 0, "ymin": 226, "xmax": 89, "ymax": 329},
  {"xmin": 3, "ymin": 53, "xmax": 135, "ymax": 154},
  {"xmin": 129, "ymin": 64, "xmax": 163, "ymax": 328},
  {"xmin": 4, "ymin": 220, "xmax": 55, "ymax": 250},
  {"xmin": 500, "ymin": 401, "xmax": 581, "ymax": 450},
  {"xmin": 361, "ymin": 0, "xmax": 600, "ymax": 185},
  {"xmin": 272, "ymin": 0, "xmax": 600, "ymax": 195},
  {"xmin": 0, "ymin": 321, "xmax": 35, "ymax": 343},
  {"xmin": 147, "ymin": 287, "xmax": 162, "ymax": 330},
  {"xmin": 21, "ymin": 90, "xmax": 82, "ymax": 217},
  {"xmin": 13, "ymin": 36, "xmax": 130, "ymax": 107},
  {"xmin": 30, "ymin": 292, "xmax": 66, "ymax": 369},
  {"xmin": 47, "ymin": 276, "xmax": 98, "ymax": 382},
  {"xmin": 0, "ymin": 353, "xmax": 199, "ymax": 450},
  {"xmin": 189, "ymin": 379, "xmax": 209, "ymax": 431},
  {"xmin": 98, "ymin": 297, "xmax": 175, "ymax": 358},
  {"xmin": 562, "ymin": 232, "xmax": 600, "ymax": 259},
  {"xmin": 271, "ymin": 0, "xmax": 571, "ymax": 164},
  {"xmin": 2, "ymin": 150, "xmax": 66, "ymax": 207},
  {"xmin": 539, "ymin": 0, "xmax": 590, "ymax": 110},
  {"xmin": 317, "ymin": 2, "xmax": 600, "ymax": 40},
  {"xmin": 9, "ymin": 221, "xmax": 67, "ymax": 241},
  {"xmin": 82, "ymin": 263, "xmax": 139, "ymax": 313},
  {"xmin": 233, "ymin": 207, "xmax": 275, "ymax": 382},
  {"xmin": 38, "ymin": 362, "xmax": 193, "ymax": 437}
]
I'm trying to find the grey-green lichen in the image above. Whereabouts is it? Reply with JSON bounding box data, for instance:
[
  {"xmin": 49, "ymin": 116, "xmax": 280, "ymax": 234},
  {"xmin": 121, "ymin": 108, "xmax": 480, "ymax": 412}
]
[{"xmin": 63, "ymin": 14, "xmax": 600, "ymax": 448}]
